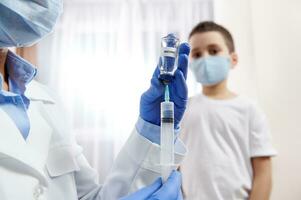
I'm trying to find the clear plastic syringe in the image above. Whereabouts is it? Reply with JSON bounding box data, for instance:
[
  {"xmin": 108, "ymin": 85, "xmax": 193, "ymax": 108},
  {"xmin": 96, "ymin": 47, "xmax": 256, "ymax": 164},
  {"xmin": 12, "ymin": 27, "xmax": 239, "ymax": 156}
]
[{"xmin": 160, "ymin": 84, "xmax": 175, "ymax": 182}]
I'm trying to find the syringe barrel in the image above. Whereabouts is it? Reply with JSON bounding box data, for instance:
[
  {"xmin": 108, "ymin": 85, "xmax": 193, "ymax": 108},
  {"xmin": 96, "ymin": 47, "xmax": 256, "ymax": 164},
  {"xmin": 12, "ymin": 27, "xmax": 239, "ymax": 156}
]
[{"xmin": 160, "ymin": 101, "xmax": 175, "ymax": 182}]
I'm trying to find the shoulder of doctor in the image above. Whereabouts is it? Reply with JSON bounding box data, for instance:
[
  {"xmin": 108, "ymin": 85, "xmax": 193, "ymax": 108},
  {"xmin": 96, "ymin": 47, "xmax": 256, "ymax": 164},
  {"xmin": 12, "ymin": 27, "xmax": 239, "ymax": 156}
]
[
  {"xmin": 26, "ymin": 80, "xmax": 77, "ymax": 144},
  {"xmin": 26, "ymin": 80, "xmax": 60, "ymax": 105}
]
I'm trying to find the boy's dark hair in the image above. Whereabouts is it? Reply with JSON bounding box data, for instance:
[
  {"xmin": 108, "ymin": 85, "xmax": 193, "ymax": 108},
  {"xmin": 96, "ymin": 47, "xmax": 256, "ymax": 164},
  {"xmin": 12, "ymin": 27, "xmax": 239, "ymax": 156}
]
[{"xmin": 189, "ymin": 21, "xmax": 235, "ymax": 53}]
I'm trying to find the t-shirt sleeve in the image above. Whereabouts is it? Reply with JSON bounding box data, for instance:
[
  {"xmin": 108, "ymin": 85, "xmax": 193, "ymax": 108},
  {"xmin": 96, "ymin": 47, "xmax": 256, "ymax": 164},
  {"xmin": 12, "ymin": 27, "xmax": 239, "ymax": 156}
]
[{"xmin": 249, "ymin": 103, "xmax": 277, "ymax": 157}]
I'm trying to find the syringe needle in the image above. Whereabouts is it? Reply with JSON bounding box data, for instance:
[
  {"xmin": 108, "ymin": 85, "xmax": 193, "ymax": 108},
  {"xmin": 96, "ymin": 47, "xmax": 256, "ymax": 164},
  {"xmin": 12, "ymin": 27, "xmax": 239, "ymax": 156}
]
[{"xmin": 164, "ymin": 84, "xmax": 170, "ymax": 102}]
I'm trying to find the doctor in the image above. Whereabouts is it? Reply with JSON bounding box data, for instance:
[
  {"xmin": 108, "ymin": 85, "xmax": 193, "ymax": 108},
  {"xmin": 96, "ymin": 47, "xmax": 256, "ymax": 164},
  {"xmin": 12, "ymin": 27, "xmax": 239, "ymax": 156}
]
[{"xmin": 0, "ymin": 0, "xmax": 190, "ymax": 200}]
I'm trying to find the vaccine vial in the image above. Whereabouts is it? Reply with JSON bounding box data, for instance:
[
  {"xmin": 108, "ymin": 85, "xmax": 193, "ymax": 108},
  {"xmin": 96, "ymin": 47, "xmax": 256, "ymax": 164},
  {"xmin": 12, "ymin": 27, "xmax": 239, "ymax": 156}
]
[{"xmin": 159, "ymin": 33, "xmax": 180, "ymax": 83}]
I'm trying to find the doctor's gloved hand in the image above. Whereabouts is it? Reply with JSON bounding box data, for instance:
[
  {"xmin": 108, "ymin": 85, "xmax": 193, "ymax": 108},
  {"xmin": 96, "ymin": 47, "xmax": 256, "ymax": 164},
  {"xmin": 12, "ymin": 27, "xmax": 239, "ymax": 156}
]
[
  {"xmin": 120, "ymin": 170, "xmax": 183, "ymax": 200},
  {"xmin": 138, "ymin": 43, "xmax": 190, "ymax": 143}
]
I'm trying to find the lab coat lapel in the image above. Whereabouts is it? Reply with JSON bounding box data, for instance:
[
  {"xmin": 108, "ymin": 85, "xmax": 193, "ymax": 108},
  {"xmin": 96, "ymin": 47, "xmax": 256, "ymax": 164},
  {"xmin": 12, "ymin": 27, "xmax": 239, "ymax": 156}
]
[
  {"xmin": 0, "ymin": 108, "xmax": 29, "ymax": 160},
  {"xmin": 0, "ymin": 101, "xmax": 52, "ymax": 186},
  {"xmin": 26, "ymin": 101, "xmax": 53, "ymax": 170}
]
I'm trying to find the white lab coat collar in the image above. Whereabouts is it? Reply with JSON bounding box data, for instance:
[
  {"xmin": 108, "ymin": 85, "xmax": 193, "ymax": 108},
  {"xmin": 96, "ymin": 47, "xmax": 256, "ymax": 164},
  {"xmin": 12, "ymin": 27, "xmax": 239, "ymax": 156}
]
[
  {"xmin": 25, "ymin": 80, "xmax": 56, "ymax": 104},
  {"xmin": 0, "ymin": 80, "xmax": 56, "ymax": 186},
  {"xmin": 0, "ymin": 103, "xmax": 52, "ymax": 186}
]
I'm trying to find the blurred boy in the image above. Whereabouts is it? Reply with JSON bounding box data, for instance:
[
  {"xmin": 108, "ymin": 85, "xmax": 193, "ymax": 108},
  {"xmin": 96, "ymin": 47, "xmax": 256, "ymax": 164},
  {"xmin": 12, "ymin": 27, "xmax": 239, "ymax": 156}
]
[{"xmin": 180, "ymin": 21, "xmax": 277, "ymax": 200}]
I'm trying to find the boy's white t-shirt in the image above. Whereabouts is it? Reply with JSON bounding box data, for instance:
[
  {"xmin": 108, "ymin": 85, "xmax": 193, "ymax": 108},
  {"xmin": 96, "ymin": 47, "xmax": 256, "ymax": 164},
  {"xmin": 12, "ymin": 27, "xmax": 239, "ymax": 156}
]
[{"xmin": 180, "ymin": 93, "xmax": 277, "ymax": 200}]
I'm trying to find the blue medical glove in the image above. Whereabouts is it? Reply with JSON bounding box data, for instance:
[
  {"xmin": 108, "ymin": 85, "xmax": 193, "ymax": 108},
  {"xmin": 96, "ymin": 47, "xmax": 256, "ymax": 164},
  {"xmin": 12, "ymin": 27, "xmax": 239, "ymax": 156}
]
[
  {"xmin": 140, "ymin": 43, "xmax": 190, "ymax": 129},
  {"xmin": 120, "ymin": 170, "xmax": 183, "ymax": 200}
]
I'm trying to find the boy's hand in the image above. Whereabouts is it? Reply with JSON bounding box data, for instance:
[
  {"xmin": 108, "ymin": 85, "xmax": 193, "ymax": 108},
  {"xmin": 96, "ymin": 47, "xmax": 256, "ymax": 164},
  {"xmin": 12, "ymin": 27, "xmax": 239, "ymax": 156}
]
[{"xmin": 139, "ymin": 43, "xmax": 190, "ymax": 128}]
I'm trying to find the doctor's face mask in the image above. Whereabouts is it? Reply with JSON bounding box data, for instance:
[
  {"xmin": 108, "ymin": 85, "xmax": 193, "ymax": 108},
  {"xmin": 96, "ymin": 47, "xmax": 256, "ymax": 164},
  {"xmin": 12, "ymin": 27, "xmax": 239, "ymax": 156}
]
[{"xmin": 0, "ymin": 0, "xmax": 63, "ymax": 47}]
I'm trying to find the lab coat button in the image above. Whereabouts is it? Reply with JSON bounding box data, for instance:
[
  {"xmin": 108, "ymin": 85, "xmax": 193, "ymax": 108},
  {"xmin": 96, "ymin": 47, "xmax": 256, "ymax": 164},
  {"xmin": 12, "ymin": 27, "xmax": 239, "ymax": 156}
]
[{"xmin": 33, "ymin": 185, "xmax": 44, "ymax": 200}]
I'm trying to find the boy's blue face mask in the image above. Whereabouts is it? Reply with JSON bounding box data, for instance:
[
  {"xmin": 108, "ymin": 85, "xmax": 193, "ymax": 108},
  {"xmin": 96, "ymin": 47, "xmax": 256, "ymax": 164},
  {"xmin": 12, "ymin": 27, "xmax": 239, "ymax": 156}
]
[
  {"xmin": 189, "ymin": 56, "xmax": 231, "ymax": 86},
  {"xmin": 0, "ymin": 0, "xmax": 63, "ymax": 47}
]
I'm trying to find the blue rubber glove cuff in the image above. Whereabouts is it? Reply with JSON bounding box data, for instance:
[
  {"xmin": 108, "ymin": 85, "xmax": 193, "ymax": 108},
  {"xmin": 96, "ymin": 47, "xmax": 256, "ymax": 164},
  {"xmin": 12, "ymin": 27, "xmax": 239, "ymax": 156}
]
[{"xmin": 136, "ymin": 116, "xmax": 180, "ymax": 145}]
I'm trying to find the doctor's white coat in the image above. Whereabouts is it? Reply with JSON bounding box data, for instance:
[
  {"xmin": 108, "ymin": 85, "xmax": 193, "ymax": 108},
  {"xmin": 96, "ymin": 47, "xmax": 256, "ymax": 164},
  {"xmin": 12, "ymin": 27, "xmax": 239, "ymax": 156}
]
[{"xmin": 0, "ymin": 81, "xmax": 186, "ymax": 200}]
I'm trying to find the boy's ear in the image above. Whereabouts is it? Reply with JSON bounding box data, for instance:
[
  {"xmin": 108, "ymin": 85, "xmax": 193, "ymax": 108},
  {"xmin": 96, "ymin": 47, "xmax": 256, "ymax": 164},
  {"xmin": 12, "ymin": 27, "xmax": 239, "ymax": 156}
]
[{"xmin": 230, "ymin": 52, "xmax": 238, "ymax": 69}]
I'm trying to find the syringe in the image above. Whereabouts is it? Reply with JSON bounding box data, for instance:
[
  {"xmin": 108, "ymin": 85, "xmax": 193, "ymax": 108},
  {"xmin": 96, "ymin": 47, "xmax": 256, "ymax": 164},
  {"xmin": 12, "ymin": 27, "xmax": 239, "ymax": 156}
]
[{"xmin": 160, "ymin": 84, "xmax": 175, "ymax": 182}]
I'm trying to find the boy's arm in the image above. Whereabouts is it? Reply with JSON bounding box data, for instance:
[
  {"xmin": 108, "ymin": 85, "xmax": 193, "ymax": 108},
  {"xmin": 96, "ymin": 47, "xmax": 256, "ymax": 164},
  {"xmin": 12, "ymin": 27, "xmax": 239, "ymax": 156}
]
[{"xmin": 249, "ymin": 157, "xmax": 273, "ymax": 200}]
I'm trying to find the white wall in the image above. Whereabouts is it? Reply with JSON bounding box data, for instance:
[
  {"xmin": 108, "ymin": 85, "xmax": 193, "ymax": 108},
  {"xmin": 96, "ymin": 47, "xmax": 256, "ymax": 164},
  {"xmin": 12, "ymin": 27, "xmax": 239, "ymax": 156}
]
[
  {"xmin": 251, "ymin": 0, "xmax": 301, "ymax": 199},
  {"xmin": 213, "ymin": 0, "xmax": 258, "ymax": 100},
  {"xmin": 214, "ymin": 0, "xmax": 301, "ymax": 199}
]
